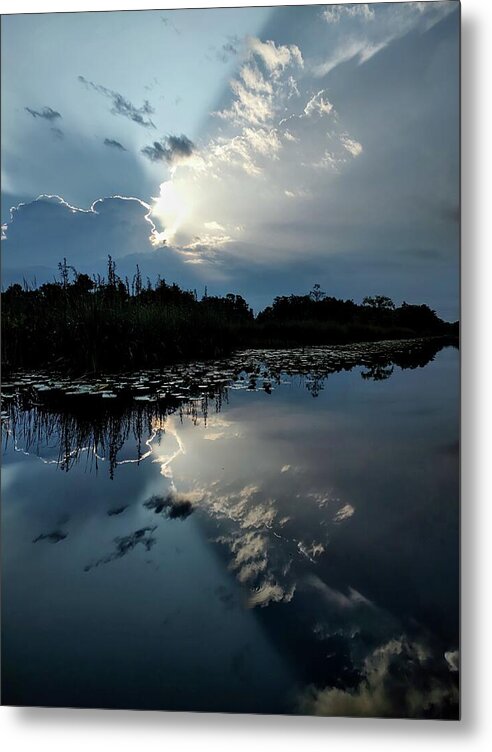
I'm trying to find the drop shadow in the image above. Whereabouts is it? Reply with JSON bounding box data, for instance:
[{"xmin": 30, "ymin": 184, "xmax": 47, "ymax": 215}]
[{"xmin": 460, "ymin": 8, "xmax": 479, "ymax": 736}]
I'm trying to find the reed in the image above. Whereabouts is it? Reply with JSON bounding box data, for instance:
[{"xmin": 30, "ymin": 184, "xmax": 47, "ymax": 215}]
[{"xmin": 1, "ymin": 258, "xmax": 458, "ymax": 374}]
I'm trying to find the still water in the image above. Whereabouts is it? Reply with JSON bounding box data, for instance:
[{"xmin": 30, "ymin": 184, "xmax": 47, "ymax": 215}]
[{"xmin": 1, "ymin": 341, "xmax": 459, "ymax": 718}]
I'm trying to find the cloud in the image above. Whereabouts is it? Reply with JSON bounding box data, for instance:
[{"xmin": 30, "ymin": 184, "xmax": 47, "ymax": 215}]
[
  {"xmin": 303, "ymin": 90, "xmax": 334, "ymax": 117},
  {"xmin": 145, "ymin": 33, "xmax": 363, "ymax": 256},
  {"xmin": 215, "ymin": 35, "xmax": 240, "ymax": 63},
  {"xmin": 307, "ymin": 574, "xmax": 372, "ymax": 610},
  {"xmin": 78, "ymin": 75, "xmax": 156, "ymax": 128},
  {"xmin": 104, "ymin": 138, "xmax": 127, "ymax": 151},
  {"xmin": 314, "ymin": 1, "xmax": 456, "ymax": 77},
  {"xmin": 214, "ymin": 36, "xmax": 302, "ymax": 127},
  {"xmin": 333, "ymin": 503, "xmax": 355, "ymax": 522},
  {"xmin": 323, "ymin": 3, "xmax": 375, "ymax": 24},
  {"xmin": 25, "ymin": 106, "xmax": 61, "ymax": 121},
  {"xmin": 1, "ymin": 191, "xmax": 246, "ymax": 300},
  {"xmin": 298, "ymin": 540, "xmax": 325, "ymax": 562},
  {"xmin": 204, "ymin": 221, "xmax": 225, "ymax": 232},
  {"xmin": 198, "ymin": 39, "xmax": 358, "ymax": 188},
  {"xmin": 84, "ymin": 526, "xmax": 158, "ymax": 571},
  {"xmin": 1, "ymin": 194, "xmax": 159, "ymax": 268},
  {"xmin": 299, "ymin": 638, "xmax": 459, "ymax": 719},
  {"xmin": 248, "ymin": 36, "xmax": 303, "ymax": 76},
  {"xmin": 239, "ymin": 63, "xmax": 273, "ymax": 94},
  {"xmin": 143, "ymin": 493, "xmax": 194, "ymax": 520},
  {"xmin": 50, "ymin": 127, "xmax": 64, "ymax": 140},
  {"xmin": 340, "ymin": 135, "xmax": 363, "ymax": 157},
  {"xmin": 192, "ymin": 478, "xmax": 303, "ymax": 609},
  {"xmin": 217, "ymin": 80, "xmax": 274, "ymax": 127},
  {"xmin": 141, "ymin": 134, "xmax": 194, "ymax": 164},
  {"xmin": 312, "ymin": 39, "xmax": 379, "ymax": 78},
  {"xmin": 33, "ymin": 529, "xmax": 68, "ymax": 543},
  {"xmin": 248, "ymin": 578, "xmax": 296, "ymax": 608}
]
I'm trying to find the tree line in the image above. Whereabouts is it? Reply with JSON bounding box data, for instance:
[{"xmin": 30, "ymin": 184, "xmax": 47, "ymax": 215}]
[{"xmin": 1, "ymin": 258, "xmax": 458, "ymax": 373}]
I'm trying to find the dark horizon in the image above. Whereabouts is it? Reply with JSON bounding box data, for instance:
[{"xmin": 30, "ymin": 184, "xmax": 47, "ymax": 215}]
[
  {"xmin": 1, "ymin": 256, "xmax": 459, "ymax": 324},
  {"xmin": 2, "ymin": 256, "xmax": 458, "ymax": 375}
]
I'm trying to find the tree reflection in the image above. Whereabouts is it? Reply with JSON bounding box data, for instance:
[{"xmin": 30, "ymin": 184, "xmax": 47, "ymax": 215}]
[
  {"xmin": 361, "ymin": 363, "xmax": 394, "ymax": 381},
  {"xmin": 2, "ymin": 338, "xmax": 453, "ymax": 475}
]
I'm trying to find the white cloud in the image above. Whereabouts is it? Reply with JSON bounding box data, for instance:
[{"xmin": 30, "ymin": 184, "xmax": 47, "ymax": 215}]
[
  {"xmin": 215, "ymin": 36, "xmax": 303, "ymax": 128},
  {"xmin": 298, "ymin": 540, "xmax": 325, "ymax": 562},
  {"xmin": 311, "ymin": 150, "xmax": 343, "ymax": 171},
  {"xmin": 333, "ymin": 503, "xmax": 355, "ymax": 522},
  {"xmin": 204, "ymin": 220, "xmax": 225, "ymax": 232},
  {"xmin": 341, "ymin": 135, "xmax": 363, "ymax": 157},
  {"xmin": 239, "ymin": 63, "xmax": 273, "ymax": 93},
  {"xmin": 248, "ymin": 578, "xmax": 296, "ymax": 608},
  {"xmin": 230, "ymin": 531, "xmax": 268, "ymax": 567},
  {"xmin": 323, "ymin": 3, "xmax": 375, "ymax": 25},
  {"xmin": 241, "ymin": 502, "xmax": 277, "ymax": 529},
  {"xmin": 307, "ymin": 574, "xmax": 372, "ymax": 610},
  {"xmin": 248, "ymin": 36, "xmax": 303, "ymax": 76},
  {"xmin": 282, "ymin": 130, "xmax": 298, "ymax": 143},
  {"xmin": 312, "ymin": 39, "xmax": 377, "ymax": 78},
  {"xmin": 147, "ymin": 32, "xmax": 364, "ymax": 262},
  {"xmin": 184, "ymin": 232, "xmax": 232, "ymax": 251},
  {"xmin": 284, "ymin": 188, "xmax": 311, "ymax": 200},
  {"xmin": 314, "ymin": 1, "xmax": 456, "ymax": 78},
  {"xmin": 242, "ymin": 126, "xmax": 282, "ymax": 157},
  {"xmin": 216, "ymin": 80, "xmax": 273, "ymax": 127},
  {"xmin": 303, "ymin": 90, "xmax": 334, "ymax": 118}
]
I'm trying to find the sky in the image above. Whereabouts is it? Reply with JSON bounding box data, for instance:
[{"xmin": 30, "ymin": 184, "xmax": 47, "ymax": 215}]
[{"xmin": 1, "ymin": 2, "xmax": 460, "ymax": 318}]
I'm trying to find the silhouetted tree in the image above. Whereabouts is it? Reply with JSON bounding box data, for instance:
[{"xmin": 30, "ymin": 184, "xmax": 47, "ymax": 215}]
[
  {"xmin": 362, "ymin": 295, "xmax": 395, "ymax": 310},
  {"xmin": 310, "ymin": 284, "xmax": 326, "ymax": 302}
]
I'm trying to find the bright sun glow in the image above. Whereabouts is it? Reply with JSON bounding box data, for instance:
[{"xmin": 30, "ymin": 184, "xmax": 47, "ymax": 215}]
[{"xmin": 150, "ymin": 180, "xmax": 191, "ymax": 245}]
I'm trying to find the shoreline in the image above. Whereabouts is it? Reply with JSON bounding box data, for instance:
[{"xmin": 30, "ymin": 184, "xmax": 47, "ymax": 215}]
[
  {"xmin": 1, "ymin": 332, "xmax": 459, "ymax": 380},
  {"xmin": 1, "ymin": 336, "xmax": 458, "ymax": 419}
]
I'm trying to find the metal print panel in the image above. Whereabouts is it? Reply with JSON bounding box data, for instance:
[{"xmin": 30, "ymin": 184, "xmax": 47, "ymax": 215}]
[{"xmin": 1, "ymin": 2, "xmax": 460, "ymax": 718}]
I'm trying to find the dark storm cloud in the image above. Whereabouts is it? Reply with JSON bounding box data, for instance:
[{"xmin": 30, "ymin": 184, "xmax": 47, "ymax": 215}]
[
  {"xmin": 141, "ymin": 134, "xmax": 194, "ymax": 164},
  {"xmin": 1, "ymin": 194, "xmax": 156, "ymax": 269},
  {"xmin": 25, "ymin": 106, "xmax": 61, "ymax": 121},
  {"xmin": 78, "ymin": 75, "xmax": 156, "ymax": 129},
  {"xmin": 103, "ymin": 138, "xmax": 127, "ymax": 151}
]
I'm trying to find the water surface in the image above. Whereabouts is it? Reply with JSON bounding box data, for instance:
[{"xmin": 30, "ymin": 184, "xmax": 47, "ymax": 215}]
[{"xmin": 1, "ymin": 341, "xmax": 459, "ymax": 717}]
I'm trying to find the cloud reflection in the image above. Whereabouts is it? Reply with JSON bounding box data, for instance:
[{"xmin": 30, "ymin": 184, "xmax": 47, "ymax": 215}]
[{"xmin": 299, "ymin": 638, "xmax": 459, "ymax": 719}]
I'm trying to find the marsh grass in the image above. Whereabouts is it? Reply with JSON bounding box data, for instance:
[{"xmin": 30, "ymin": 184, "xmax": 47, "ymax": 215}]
[{"xmin": 1, "ymin": 258, "xmax": 457, "ymax": 374}]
